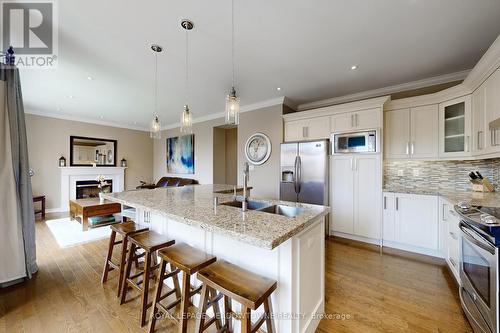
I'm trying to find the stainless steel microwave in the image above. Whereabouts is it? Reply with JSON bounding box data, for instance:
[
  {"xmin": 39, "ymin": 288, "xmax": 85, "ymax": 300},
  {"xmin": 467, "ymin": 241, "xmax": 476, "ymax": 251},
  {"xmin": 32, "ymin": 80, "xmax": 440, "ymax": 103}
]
[{"xmin": 332, "ymin": 129, "xmax": 378, "ymax": 154}]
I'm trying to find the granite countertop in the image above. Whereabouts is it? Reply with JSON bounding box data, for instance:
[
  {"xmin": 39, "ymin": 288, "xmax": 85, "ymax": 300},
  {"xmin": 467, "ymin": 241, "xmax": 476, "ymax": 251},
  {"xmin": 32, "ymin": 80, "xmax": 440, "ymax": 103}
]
[
  {"xmin": 102, "ymin": 184, "xmax": 329, "ymax": 250},
  {"xmin": 383, "ymin": 186, "xmax": 500, "ymax": 207}
]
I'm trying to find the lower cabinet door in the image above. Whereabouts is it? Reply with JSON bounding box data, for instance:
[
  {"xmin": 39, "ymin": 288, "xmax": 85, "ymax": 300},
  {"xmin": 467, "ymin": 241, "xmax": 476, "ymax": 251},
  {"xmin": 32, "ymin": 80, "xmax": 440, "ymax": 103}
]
[
  {"xmin": 354, "ymin": 155, "xmax": 381, "ymax": 239},
  {"xmin": 383, "ymin": 192, "xmax": 396, "ymax": 241},
  {"xmin": 395, "ymin": 194, "xmax": 439, "ymax": 250},
  {"xmin": 330, "ymin": 156, "xmax": 354, "ymax": 234}
]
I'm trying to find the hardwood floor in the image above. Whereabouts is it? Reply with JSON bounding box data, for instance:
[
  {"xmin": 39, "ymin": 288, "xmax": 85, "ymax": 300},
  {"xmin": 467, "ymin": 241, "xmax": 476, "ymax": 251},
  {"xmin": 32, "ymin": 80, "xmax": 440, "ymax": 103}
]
[{"xmin": 0, "ymin": 214, "xmax": 472, "ymax": 332}]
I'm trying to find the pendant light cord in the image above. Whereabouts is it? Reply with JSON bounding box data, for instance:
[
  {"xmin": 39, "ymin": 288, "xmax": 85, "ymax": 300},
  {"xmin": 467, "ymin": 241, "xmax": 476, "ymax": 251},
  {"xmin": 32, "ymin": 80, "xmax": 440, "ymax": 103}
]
[
  {"xmin": 231, "ymin": 0, "xmax": 235, "ymax": 88},
  {"xmin": 185, "ymin": 28, "xmax": 189, "ymax": 106},
  {"xmin": 154, "ymin": 51, "xmax": 158, "ymax": 116}
]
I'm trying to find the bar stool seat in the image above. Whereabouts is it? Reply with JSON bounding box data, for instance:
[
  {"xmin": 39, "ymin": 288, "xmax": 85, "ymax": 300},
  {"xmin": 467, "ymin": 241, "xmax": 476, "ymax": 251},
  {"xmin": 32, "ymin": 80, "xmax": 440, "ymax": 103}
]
[
  {"xmin": 196, "ymin": 260, "xmax": 277, "ymax": 333},
  {"xmin": 120, "ymin": 230, "xmax": 175, "ymax": 327},
  {"xmin": 149, "ymin": 243, "xmax": 217, "ymax": 333},
  {"xmin": 101, "ymin": 221, "xmax": 149, "ymax": 297}
]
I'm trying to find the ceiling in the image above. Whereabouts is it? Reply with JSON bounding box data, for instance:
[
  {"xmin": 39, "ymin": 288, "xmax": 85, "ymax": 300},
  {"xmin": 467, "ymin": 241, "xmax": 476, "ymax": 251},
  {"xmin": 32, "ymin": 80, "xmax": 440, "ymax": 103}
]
[{"xmin": 20, "ymin": 0, "xmax": 500, "ymax": 130}]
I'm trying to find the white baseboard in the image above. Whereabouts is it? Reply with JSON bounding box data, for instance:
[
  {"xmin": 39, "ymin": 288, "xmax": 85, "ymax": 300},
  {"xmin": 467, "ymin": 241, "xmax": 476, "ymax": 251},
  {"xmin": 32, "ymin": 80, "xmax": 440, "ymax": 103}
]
[{"xmin": 331, "ymin": 232, "xmax": 444, "ymax": 259}]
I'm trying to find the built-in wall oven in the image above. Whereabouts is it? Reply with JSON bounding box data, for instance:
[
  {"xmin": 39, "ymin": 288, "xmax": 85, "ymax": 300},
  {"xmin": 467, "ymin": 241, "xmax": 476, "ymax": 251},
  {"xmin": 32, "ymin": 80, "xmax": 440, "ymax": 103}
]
[
  {"xmin": 332, "ymin": 129, "xmax": 378, "ymax": 154},
  {"xmin": 456, "ymin": 204, "xmax": 500, "ymax": 333}
]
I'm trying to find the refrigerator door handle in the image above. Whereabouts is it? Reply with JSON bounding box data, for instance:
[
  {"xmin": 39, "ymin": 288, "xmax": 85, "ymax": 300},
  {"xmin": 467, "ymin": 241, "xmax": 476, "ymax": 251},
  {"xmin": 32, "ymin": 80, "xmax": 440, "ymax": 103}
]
[
  {"xmin": 294, "ymin": 156, "xmax": 299, "ymax": 194},
  {"xmin": 297, "ymin": 156, "xmax": 302, "ymax": 193}
]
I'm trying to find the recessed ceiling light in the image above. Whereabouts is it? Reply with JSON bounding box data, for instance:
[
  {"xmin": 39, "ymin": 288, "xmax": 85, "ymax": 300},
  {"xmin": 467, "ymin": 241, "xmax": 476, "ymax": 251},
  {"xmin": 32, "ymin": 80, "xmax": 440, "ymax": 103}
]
[
  {"xmin": 350, "ymin": 65, "xmax": 358, "ymax": 70},
  {"xmin": 277, "ymin": 87, "xmax": 282, "ymax": 91},
  {"xmin": 68, "ymin": 95, "xmax": 74, "ymax": 99},
  {"xmin": 87, "ymin": 76, "xmax": 93, "ymax": 81},
  {"xmin": 99, "ymin": 115, "xmax": 103, "ymax": 119}
]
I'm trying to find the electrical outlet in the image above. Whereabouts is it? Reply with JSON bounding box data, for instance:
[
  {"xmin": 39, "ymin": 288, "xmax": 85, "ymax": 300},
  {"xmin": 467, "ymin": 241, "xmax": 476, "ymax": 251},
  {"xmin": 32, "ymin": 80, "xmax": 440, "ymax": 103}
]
[
  {"xmin": 397, "ymin": 169, "xmax": 404, "ymax": 176},
  {"xmin": 413, "ymin": 169, "xmax": 420, "ymax": 177}
]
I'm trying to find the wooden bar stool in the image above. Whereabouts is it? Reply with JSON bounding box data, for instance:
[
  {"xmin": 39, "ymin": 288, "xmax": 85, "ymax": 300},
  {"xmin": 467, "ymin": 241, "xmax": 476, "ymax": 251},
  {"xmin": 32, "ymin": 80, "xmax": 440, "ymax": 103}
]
[
  {"xmin": 101, "ymin": 222, "xmax": 149, "ymax": 297},
  {"xmin": 196, "ymin": 260, "xmax": 277, "ymax": 333},
  {"xmin": 120, "ymin": 230, "xmax": 175, "ymax": 327},
  {"xmin": 148, "ymin": 243, "xmax": 217, "ymax": 333}
]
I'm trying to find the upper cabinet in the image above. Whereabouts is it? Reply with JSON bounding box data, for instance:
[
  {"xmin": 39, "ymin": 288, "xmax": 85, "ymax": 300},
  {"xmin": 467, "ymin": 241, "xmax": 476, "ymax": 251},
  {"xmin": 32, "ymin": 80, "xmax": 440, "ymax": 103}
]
[
  {"xmin": 330, "ymin": 108, "xmax": 382, "ymax": 133},
  {"xmin": 284, "ymin": 116, "xmax": 330, "ymax": 142},
  {"xmin": 384, "ymin": 105, "xmax": 438, "ymax": 160},
  {"xmin": 484, "ymin": 68, "xmax": 500, "ymax": 152},
  {"xmin": 438, "ymin": 95, "xmax": 472, "ymax": 158},
  {"xmin": 283, "ymin": 97, "xmax": 388, "ymax": 143},
  {"xmin": 472, "ymin": 84, "xmax": 486, "ymax": 154}
]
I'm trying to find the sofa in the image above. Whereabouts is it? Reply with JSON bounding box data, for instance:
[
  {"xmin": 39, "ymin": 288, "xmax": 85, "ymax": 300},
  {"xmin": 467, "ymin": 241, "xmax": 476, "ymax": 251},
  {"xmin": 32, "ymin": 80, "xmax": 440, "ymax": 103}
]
[{"xmin": 137, "ymin": 177, "xmax": 198, "ymax": 189}]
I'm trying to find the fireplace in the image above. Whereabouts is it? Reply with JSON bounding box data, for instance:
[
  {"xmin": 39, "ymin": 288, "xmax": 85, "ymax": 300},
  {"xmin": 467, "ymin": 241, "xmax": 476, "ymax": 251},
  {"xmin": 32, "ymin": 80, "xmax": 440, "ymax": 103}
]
[{"xmin": 76, "ymin": 179, "xmax": 113, "ymax": 199}]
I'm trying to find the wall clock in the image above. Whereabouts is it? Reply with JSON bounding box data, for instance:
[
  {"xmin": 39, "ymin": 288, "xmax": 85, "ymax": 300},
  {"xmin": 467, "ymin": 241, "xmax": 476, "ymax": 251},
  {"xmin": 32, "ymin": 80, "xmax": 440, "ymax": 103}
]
[{"xmin": 245, "ymin": 133, "xmax": 272, "ymax": 165}]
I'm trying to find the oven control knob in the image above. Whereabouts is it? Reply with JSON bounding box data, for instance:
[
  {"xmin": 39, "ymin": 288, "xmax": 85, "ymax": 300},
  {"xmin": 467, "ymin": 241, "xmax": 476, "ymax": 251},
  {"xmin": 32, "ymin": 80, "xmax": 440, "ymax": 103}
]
[
  {"xmin": 458, "ymin": 201, "xmax": 471, "ymax": 210},
  {"xmin": 481, "ymin": 214, "xmax": 497, "ymax": 224}
]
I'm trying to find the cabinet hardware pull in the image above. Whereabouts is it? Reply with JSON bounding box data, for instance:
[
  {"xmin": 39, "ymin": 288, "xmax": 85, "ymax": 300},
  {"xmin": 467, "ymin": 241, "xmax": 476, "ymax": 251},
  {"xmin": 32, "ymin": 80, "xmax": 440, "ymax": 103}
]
[
  {"xmin": 351, "ymin": 114, "xmax": 354, "ymax": 128},
  {"xmin": 302, "ymin": 126, "xmax": 308, "ymax": 138},
  {"xmin": 442, "ymin": 204, "xmax": 447, "ymax": 222},
  {"xmin": 384, "ymin": 196, "xmax": 387, "ymax": 210},
  {"xmin": 411, "ymin": 142, "xmax": 414, "ymax": 155},
  {"xmin": 355, "ymin": 113, "xmax": 359, "ymax": 127},
  {"xmin": 406, "ymin": 142, "xmax": 410, "ymax": 155},
  {"xmin": 450, "ymin": 232, "xmax": 458, "ymax": 240},
  {"xmin": 396, "ymin": 197, "xmax": 399, "ymax": 210},
  {"xmin": 478, "ymin": 131, "xmax": 483, "ymax": 150}
]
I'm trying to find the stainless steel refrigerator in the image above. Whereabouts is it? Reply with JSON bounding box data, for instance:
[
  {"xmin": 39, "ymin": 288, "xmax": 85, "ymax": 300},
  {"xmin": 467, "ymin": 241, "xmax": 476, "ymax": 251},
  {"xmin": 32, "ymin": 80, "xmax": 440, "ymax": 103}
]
[{"xmin": 280, "ymin": 140, "xmax": 329, "ymax": 206}]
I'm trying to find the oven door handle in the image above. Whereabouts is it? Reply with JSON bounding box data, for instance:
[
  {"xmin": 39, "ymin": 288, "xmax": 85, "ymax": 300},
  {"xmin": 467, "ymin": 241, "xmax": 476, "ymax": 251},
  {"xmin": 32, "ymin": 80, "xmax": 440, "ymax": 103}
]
[{"xmin": 460, "ymin": 224, "xmax": 496, "ymax": 255}]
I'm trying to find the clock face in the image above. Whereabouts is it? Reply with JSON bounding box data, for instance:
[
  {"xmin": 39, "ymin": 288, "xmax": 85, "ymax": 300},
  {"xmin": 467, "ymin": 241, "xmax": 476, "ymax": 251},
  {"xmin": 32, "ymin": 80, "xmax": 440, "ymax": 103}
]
[{"xmin": 245, "ymin": 133, "xmax": 271, "ymax": 165}]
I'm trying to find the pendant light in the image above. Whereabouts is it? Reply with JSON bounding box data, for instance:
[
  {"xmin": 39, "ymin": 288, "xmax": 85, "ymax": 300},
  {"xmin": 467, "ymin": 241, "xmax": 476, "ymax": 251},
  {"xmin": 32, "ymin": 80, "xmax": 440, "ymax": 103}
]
[
  {"xmin": 180, "ymin": 19, "xmax": 194, "ymax": 134},
  {"xmin": 225, "ymin": 0, "xmax": 240, "ymax": 125},
  {"xmin": 150, "ymin": 44, "xmax": 162, "ymax": 139}
]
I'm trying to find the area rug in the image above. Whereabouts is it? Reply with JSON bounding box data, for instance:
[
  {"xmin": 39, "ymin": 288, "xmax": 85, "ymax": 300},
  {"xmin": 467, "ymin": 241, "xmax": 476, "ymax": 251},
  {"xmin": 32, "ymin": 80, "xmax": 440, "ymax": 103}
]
[{"xmin": 45, "ymin": 217, "xmax": 111, "ymax": 248}]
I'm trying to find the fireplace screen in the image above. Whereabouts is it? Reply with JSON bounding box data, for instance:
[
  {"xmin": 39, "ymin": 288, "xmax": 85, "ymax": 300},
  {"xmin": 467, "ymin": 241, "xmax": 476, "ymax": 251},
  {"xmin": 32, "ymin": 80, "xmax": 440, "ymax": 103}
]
[{"xmin": 76, "ymin": 180, "xmax": 113, "ymax": 199}]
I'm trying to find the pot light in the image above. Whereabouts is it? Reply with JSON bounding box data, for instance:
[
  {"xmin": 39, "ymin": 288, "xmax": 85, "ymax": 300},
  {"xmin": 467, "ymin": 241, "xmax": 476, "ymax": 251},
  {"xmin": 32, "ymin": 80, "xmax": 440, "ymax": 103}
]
[
  {"xmin": 277, "ymin": 87, "xmax": 282, "ymax": 91},
  {"xmin": 350, "ymin": 65, "xmax": 358, "ymax": 70},
  {"xmin": 68, "ymin": 95, "xmax": 74, "ymax": 99},
  {"xmin": 87, "ymin": 76, "xmax": 93, "ymax": 80},
  {"xmin": 99, "ymin": 115, "xmax": 104, "ymax": 119}
]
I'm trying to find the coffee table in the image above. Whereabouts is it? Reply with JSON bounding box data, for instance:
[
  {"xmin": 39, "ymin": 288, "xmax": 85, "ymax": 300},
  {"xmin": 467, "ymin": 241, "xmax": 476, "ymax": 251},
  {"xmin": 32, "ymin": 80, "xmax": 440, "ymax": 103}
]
[{"xmin": 69, "ymin": 198, "xmax": 121, "ymax": 231}]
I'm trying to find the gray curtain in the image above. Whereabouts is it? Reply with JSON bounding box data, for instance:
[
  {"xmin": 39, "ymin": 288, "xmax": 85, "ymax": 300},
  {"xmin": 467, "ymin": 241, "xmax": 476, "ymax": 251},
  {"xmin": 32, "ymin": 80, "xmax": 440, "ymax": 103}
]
[{"xmin": 0, "ymin": 63, "xmax": 38, "ymax": 278}]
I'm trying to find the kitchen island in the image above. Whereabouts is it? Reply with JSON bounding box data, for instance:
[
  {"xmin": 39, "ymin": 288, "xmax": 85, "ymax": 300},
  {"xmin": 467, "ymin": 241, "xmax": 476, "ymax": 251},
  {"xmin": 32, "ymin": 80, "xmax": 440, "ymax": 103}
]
[{"xmin": 102, "ymin": 184, "xmax": 329, "ymax": 333}]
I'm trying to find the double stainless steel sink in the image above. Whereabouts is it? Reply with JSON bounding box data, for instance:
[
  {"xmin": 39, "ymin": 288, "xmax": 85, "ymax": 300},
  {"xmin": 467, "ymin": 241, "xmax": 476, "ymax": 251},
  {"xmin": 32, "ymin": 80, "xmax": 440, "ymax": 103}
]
[{"xmin": 220, "ymin": 198, "xmax": 304, "ymax": 217}]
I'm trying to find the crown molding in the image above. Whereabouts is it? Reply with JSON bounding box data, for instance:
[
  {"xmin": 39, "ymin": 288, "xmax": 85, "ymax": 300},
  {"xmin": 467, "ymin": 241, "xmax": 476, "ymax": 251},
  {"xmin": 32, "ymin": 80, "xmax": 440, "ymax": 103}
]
[
  {"xmin": 463, "ymin": 34, "xmax": 500, "ymax": 92},
  {"xmin": 284, "ymin": 96, "xmax": 390, "ymax": 121},
  {"xmin": 25, "ymin": 109, "xmax": 150, "ymax": 132},
  {"xmin": 161, "ymin": 96, "xmax": 286, "ymax": 130},
  {"xmin": 296, "ymin": 70, "xmax": 470, "ymax": 111}
]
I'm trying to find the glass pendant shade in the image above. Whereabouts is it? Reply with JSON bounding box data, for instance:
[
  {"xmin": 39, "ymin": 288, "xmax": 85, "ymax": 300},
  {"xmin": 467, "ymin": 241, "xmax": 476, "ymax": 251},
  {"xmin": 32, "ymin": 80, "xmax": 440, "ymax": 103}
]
[
  {"xmin": 180, "ymin": 105, "xmax": 193, "ymax": 133},
  {"xmin": 225, "ymin": 86, "xmax": 240, "ymax": 125},
  {"xmin": 150, "ymin": 115, "xmax": 161, "ymax": 139}
]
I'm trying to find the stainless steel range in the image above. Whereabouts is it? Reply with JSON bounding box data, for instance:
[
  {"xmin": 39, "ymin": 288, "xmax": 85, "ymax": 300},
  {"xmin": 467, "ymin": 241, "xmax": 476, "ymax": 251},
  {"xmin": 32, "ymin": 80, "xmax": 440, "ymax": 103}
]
[{"xmin": 455, "ymin": 203, "xmax": 500, "ymax": 333}]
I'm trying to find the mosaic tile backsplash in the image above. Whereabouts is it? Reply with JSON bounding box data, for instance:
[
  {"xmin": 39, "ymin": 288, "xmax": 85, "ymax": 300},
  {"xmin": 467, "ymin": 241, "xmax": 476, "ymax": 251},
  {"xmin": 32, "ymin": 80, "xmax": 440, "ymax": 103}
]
[{"xmin": 384, "ymin": 158, "xmax": 500, "ymax": 192}]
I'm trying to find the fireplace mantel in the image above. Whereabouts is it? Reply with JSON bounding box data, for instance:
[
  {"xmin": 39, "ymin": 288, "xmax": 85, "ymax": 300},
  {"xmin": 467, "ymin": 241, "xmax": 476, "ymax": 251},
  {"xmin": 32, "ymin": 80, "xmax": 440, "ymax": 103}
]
[{"xmin": 59, "ymin": 167, "xmax": 126, "ymax": 212}]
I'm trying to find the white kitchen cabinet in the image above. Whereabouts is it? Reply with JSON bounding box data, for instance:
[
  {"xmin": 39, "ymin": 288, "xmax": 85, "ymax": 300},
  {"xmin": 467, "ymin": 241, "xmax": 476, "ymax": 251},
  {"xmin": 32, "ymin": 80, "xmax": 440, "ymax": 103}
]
[
  {"xmin": 444, "ymin": 202, "xmax": 461, "ymax": 282},
  {"xmin": 383, "ymin": 193, "xmax": 439, "ymax": 254},
  {"xmin": 284, "ymin": 116, "xmax": 330, "ymax": 142},
  {"xmin": 484, "ymin": 68, "xmax": 500, "ymax": 152},
  {"xmin": 438, "ymin": 95, "xmax": 472, "ymax": 158},
  {"xmin": 331, "ymin": 155, "xmax": 381, "ymax": 239},
  {"xmin": 472, "ymin": 84, "xmax": 486, "ymax": 154},
  {"xmin": 330, "ymin": 108, "xmax": 382, "ymax": 133},
  {"xmin": 411, "ymin": 105, "xmax": 439, "ymax": 159},
  {"xmin": 382, "ymin": 192, "xmax": 396, "ymax": 241},
  {"xmin": 396, "ymin": 194, "xmax": 439, "ymax": 250},
  {"xmin": 330, "ymin": 156, "xmax": 354, "ymax": 234},
  {"xmin": 384, "ymin": 106, "xmax": 438, "ymax": 159},
  {"xmin": 384, "ymin": 109, "xmax": 410, "ymax": 159}
]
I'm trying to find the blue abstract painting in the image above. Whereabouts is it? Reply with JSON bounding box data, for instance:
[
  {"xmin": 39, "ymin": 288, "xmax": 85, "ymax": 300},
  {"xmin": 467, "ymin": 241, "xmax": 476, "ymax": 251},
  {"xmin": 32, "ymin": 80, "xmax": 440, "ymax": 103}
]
[{"xmin": 166, "ymin": 135, "xmax": 194, "ymax": 174}]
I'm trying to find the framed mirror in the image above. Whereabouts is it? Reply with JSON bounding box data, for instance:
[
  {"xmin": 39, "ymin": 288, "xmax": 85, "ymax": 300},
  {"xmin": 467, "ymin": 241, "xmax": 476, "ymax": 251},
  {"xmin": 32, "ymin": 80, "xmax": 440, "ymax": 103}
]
[{"xmin": 70, "ymin": 136, "xmax": 117, "ymax": 167}]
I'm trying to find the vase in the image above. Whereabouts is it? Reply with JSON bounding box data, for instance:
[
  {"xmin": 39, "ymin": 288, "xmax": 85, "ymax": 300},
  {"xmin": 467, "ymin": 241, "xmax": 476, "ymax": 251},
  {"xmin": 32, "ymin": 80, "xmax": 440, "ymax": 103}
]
[{"xmin": 99, "ymin": 192, "xmax": 104, "ymax": 204}]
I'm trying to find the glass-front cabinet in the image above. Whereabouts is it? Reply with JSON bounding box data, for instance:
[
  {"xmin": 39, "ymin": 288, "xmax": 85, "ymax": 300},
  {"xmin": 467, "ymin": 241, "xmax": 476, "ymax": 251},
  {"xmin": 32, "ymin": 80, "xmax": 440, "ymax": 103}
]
[{"xmin": 439, "ymin": 95, "xmax": 472, "ymax": 158}]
